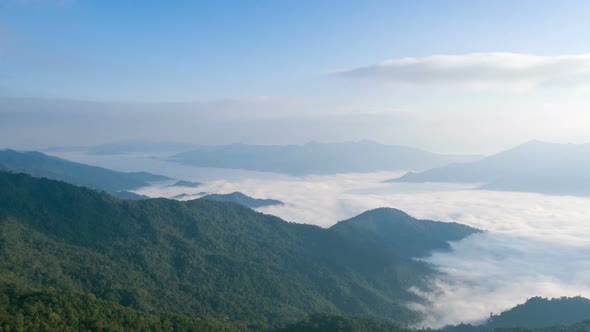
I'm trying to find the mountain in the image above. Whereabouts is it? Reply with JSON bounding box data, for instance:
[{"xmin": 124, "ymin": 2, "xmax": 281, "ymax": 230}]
[
  {"xmin": 201, "ymin": 192, "xmax": 284, "ymax": 208},
  {"xmin": 486, "ymin": 296, "xmax": 590, "ymax": 329},
  {"xmin": 0, "ymin": 149, "xmax": 170, "ymax": 197},
  {"xmin": 86, "ymin": 140, "xmax": 198, "ymax": 155},
  {"xmin": 0, "ymin": 171, "xmax": 478, "ymax": 327},
  {"xmin": 169, "ymin": 141, "xmax": 481, "ymax": 175},
  {"xmin": 439, "ymin": 297, "xmax": 590, "ymax": 331},
  {"xmin": 331, "ymin": 208, "xmax": 481, "ymax": 258},
  {"xmin": 389, "ymin": 141, "xmax": 590, "ymax": 196},
  {"xmin": 170, "ymin": 180, "xmax": 202, "ymax": 188}
]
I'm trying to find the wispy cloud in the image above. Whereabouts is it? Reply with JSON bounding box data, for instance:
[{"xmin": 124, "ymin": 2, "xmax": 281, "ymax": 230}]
[{"xmin": 336, "ymin": 53, "xmax": 590, "ymax": 89}]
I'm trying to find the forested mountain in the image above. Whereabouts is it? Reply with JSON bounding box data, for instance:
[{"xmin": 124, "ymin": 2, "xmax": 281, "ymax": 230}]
[
  {"xmin": 486, "ymin": 297, "xmax": 590, "ymax": 329},
  {"xmin": 0, "ymin": 280, "xmax": 247, "ymax": 332},
  {"xmin": 389, "ymin": 141, "xmax": 590, "ymax": 196},
  {"xmin": 282, "ymin": 314, "xmax": 590, "ymax": 332},
  {"xmin": 437, "ymin": 297, "xmax": 590, "ymax": 332},
  {"xmin": 0, "ymin": 171, "xmax": 478, "ymax": 327},
  {"xmin": 201, "ymin": 192, "xmax": 283, "ymax": 208},
  {"xmin": 1, "ymin": 171, "xmax": 590, "ymax": 330},
  {"xmin": 331, "ymin": 208, "xmax": 480, "ymax": 258},
  {"xmin": 0, "ymin": 149, "xmax": 169, "ymax": 198},
  {"xmin": 169, "ymin": 141, "xmax": 481, "ymax": 175},
  {"xmin": 3, "ymin": 284, "xmax": 590, "ymax": 332}
]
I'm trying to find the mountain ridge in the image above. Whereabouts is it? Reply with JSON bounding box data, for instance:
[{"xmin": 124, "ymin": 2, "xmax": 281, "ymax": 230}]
[
  {"xmin": 389, "ymin": 140, "xmax": 590, "ymax": 196},
  {"xmin": 0, "ymin": 171, "xmax": 479, "ymax": 326},
  {"xmin": 200, "ymin": 192, "xmax": 284, "ymax": 208},
  {"xmin": 0, "ymin": 149, "xmax": 171, "ymax": 199},
  {"xmin": 169, "ymin": 141, "xmax": 482, "ymax": 175}
]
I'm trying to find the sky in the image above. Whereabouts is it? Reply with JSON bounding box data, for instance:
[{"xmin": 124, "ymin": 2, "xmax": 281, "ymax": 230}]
[
  {"xmin": 2, "ymin": 0, "xmax": 590, "ymax": 153},
  {"xmin": 5, "ymin": 3, "xmax": 590, "ymax": 325}
]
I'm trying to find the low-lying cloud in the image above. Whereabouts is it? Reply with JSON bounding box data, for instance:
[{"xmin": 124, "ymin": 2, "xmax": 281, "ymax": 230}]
[
  {"xmin": 56, "ymin": 152, "xmax": 590, "ymax": 328},
  {"xmin": 155, "ymin": 173, "xmax": 590, "ymax": 327},
  {"xmin": 337, "ymin": 53, "xmax": 590, "ymax": 89}
]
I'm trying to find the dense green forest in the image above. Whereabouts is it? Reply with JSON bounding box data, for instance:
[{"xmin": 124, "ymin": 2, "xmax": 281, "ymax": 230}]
[
  {"xmin": 486, "ymin": 297, "xmax": 590, "ymax": 329},
  {"xmin": 1, "ymin": 170, "xmax": 589, "ymax": 331},
  {"xmin": 0, "ymin": 280, "xmax": 247, "ymax": 332},
  {"xmin": 0, "ymin": 171, "xmax": 480, "ymax": 327},
  {"xmin": 2, "ymin": 284, "xmax": 590, "ymax": 332}
]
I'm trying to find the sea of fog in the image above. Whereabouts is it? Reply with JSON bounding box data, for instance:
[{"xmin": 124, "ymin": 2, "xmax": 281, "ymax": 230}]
[{"xmin": 49, "ymin": 151, "xmax": 590, "ymax": 328}]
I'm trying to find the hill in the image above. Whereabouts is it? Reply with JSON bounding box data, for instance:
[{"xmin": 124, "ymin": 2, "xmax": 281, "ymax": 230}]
[
  {"xmin": 201, "ymin": 192, "xmax": 283, "ymax": 208},
  {"xmin": 0, "ymin": 171, "xmax": 478, "ymax": 327},
  {"xmin": 331, "ymin": 208, "xmax": 481, "ymax": 258},
  {"xmin": 389, "ymin": 141, "xmax": 590, "ymax": 196},
  {"xmin": 0, "ymin": 149, "xmax": 170, "ymax": 198},
  {"xmin": 486, "ymin": 296, "xmax": 590, "ymax": 329},
  {"xmin": 169, "ymin": 141, "xmax": 480, "ymax": 175}
]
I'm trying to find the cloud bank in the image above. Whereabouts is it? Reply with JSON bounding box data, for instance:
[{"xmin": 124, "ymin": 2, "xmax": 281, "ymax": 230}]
[
  {"xmin": 50, "ymin": 152, "xmax": 590, "ymax": 328},
  {"xmin": 169, "ymin": 174, "xmax": 590, "ymax": 327},
  {"xmin": 337, "ymin": 53, "xmax": 590, "ymax": 89}
]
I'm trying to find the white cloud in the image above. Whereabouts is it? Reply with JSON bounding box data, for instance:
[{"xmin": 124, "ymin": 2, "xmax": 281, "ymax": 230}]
[
  {"xmin": 50, "ymin": 152, "xmax": 590, "ymax": 327},
  {"xmin": 337, "ymin": 53, "xmax": 590, "ymax": 89},
  {"xmin": 165, "ymin": 174, "xmax": 590, "ymax": 327}
]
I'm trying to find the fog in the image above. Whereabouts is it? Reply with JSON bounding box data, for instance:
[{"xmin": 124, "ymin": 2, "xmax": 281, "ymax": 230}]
[
  {"xmin": 6, "ymin": 1, "xmax": 590, "ymax": 329},
  {"xmin": 46, "ymin": 151, "xmax": 590, "ymax": 327},
  {"xmin": 33, "ymin": 150, "xmax": 590, "ymax": 326},
  {"xmin": 191, "ymin": 177, "xmax": 590, "ymax": 327}
]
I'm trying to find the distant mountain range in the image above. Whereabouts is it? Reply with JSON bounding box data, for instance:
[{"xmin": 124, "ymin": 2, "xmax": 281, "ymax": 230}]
[
  {"xmin": 86, "ymin": 140, "xmax": 198, "ymax": 155},
  {"xmin": 0, "ymin": 149, "xmax": 170, "ymax": 198},
  {"xmin": 42, "ymin": 140, "xmax": 199, "ymax": 155},
  {"xmin": 201, "ymin": 192, "xmax": 283, "ymax": 208},
  {"xmin": 169, "ymin": 141, "xmax": 481, "ymax": 175},
  {"xmin": 389, "ymin": 140, "xmax": 590, "ymax": 196}
]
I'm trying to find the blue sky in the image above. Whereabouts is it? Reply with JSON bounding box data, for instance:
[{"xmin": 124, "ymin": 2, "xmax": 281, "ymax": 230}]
[
  {"xmin": 2, "ymin": 0, "xmax": 590, "ymax": 101},
  {"xmin": 2, "ymin": 1, "xmax": 590, "ymax": 153}
]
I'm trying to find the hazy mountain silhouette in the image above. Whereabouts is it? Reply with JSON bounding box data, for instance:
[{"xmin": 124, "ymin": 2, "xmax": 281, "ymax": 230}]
[
  {"xmin": 201, "ymin": 192, "xmax": 283, "ymax": 208},
  {"xmin": 169, "ymin": 141, "xmax": 481, "ymax": 175},
  {"xmin": 390, "ymin": 141, "xmax": 590, "ymax": 196},
  {"xmin": 0, "ymin": 149, "xmax": 170, "ymax": 197}
]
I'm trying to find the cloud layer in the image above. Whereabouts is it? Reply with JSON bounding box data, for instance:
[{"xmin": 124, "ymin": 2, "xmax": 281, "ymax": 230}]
[
  {"xmin": 49, "ymin": 152, "xmax": 590, "ymax": 328},
  {"xmin": 337, "ymin": 53, "xmax": 590, "ymax": 89}
]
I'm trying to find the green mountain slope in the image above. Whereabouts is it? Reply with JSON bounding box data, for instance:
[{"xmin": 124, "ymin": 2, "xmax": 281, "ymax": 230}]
[
  {"xmin": 486, "ymin": 296, "xmax": 590, "ymax": 329},
  {"xmin": 0, "ymin": 149, "xmax": 169, "ymax": 196},
  {"xmin": 332, "ymin": 208, "xmax": 481, "ymax": 258},
  {"xmin": 0, "ymin": 281, "xmax": 247, "ymax": 332},
  {"xmin": 0, "ymin": 171, "xmax": 478, "ymax": 327}
]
